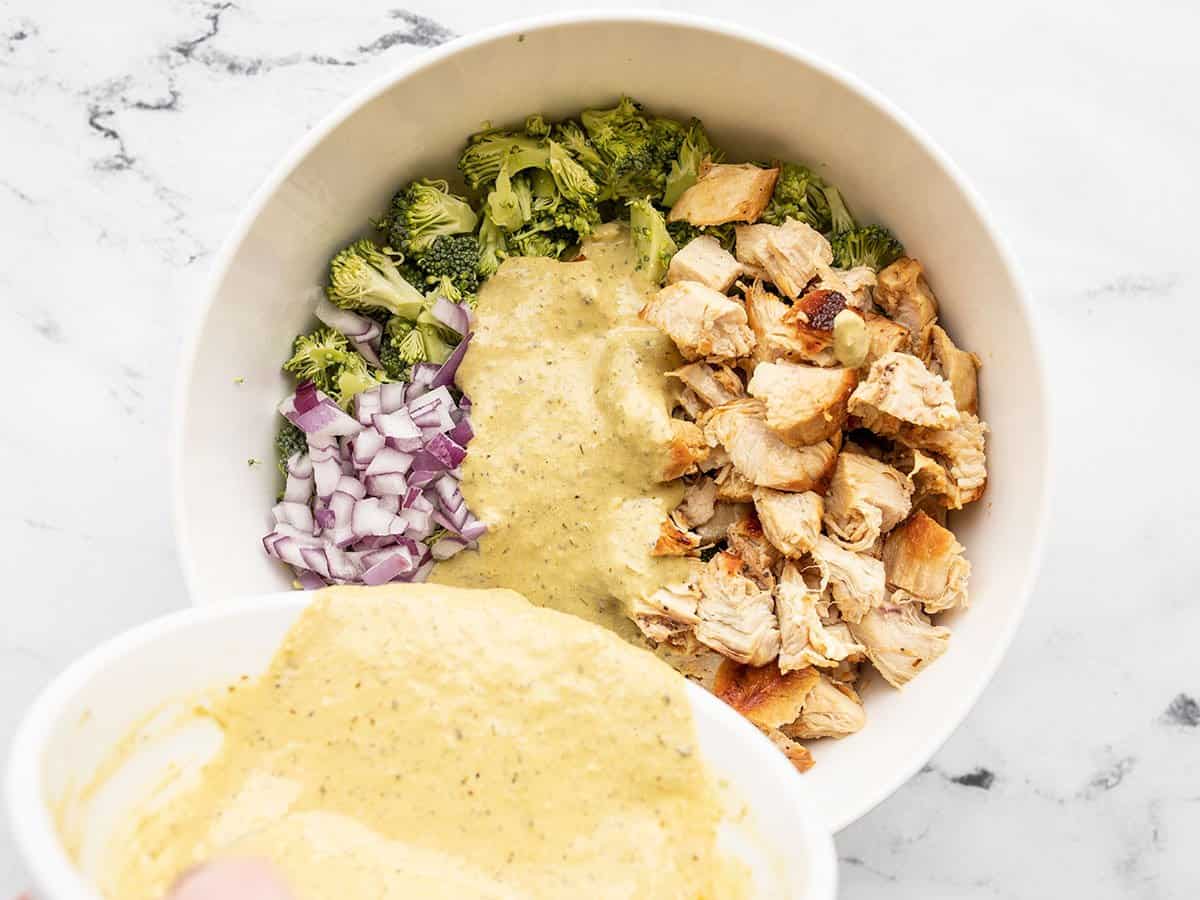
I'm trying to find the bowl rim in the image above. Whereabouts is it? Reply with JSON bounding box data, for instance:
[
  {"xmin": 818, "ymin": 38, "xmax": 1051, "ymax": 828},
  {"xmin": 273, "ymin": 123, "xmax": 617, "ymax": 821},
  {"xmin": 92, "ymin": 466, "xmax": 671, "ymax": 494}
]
[
  {"xmin": 168, "ymin": 9, "xmax": 1053, "ymax": 833},
  {"xmin": 6, "ymin": 591, "xmax": 837, "ymax": 899}
]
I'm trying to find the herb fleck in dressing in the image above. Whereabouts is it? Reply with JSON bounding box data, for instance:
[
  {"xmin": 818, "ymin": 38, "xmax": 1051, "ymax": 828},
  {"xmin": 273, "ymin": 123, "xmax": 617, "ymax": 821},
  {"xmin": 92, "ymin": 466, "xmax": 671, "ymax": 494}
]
[
  {"xmin": 101, "ymin": 586, "xmax": 747, "ymax": 899},
  {"xmin": 433, "ymin": 224, "xmax": 690, "ymax": 637}
]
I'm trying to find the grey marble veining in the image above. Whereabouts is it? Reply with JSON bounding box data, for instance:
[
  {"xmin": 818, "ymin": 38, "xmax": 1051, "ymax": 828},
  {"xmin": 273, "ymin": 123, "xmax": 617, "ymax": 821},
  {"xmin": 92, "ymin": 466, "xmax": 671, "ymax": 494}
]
[{"xmin": 3, "ymin": 1, "xmax": 1198, "ymax": 897}]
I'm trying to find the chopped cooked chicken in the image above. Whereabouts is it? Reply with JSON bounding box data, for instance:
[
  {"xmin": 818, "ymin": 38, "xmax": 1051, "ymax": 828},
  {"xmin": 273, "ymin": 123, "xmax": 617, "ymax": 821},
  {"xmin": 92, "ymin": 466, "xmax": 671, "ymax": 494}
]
[
  {"xmin": 667, "ymin": 236, "xmax": 744, "ymax": 292},
  {"xmin": 668, "ymin": 163, "xmax": 780, "ymax": 226},
  {"xmin": 826, "ymin": 266, "xmax": 877, "ymax": 311},
  {"xmin": 668, "ymin": 361, "xmax": 745, "ymax": 408},
  {"xmin": 675, "ymin": 387, "xmax": 707, "ymax": 419},
  {"xmin": 660, "ymin": 419, "xmax": 709, "ymax": 481},
  {"xmin": 713, "ymin": 657, "xmax": 819, "ymax": 728},
  {"xmin": 926, "ymin": 324, "xmax": 981, "ymax": 414},
  {"xmin": 726, "ymin": 512, "xmax": 780, "ymax": 585},
  {"xmin": 875, "ymin": 257, "xmax": 939, "ymax": 356},
  {"xmin": 746, "ymin": 361, "xmax": 858, "ymax": 446},
  {"xmin": 652, "ymin": 516, "xmax": 702, "ymax": 556},
  {"xmin": 655, "ymin": 644, "xmax": 726, "ymax": 691},
  {"xmin": 761, "ymin": 727, "xmax": 816, "ymax": 773},
  {"xmin": 701, "ymin": 400, "xmax": 841, "ymax": 492},
  {"xmin": 676, "ymin": 477, "xmax": 718, "ymax": 528},
  {"xmin": 700, "ymin": 445, "xmax": 730, "ymax": 473},
  {"xmin": 753, "ymin": 488, "xmax": 823, "ymax": 558},
  {"xmin": 882, "ymin": 511, "xmax": 970, "ymax": 613},
  {"xmin": 823, "ymin": 452, "xmax": 914, "ymax": 551},
  {"xmin": 890, "ymin": 447, "xmax": 960, "ymax": 510},
  {"xmin": 632, "ymin": 583, "xmax": 701, "ymax": 647},
  {"xmin": 881, "ymin": 413, "xmax": 988, "ymax": 507},
  {"xmin": 847, "ymin": 593, "xmax": 950, "ymax": 688},
  {"xmin": 783, "ymin": 673, "xmax": 866, "ymax": 740},
  {"xmin": 848, "ymin": 351, "xmax": 960, "ymax": 433},
  {"xmin": 808, "ymin": 535, "xmax": 886, "ymax": 624},
  {"xmin": 776, "ymin": 563, "xmax": 866, "ymax": 671},
  {"xmin": 863, "ymin": 313, "xmax": 910, "ymax": 364},
  {"xmin": 735, "ymin": 220, "xmax": 833, "ymax": 299},
  {"xmin": 641, "ymin": 281, "xmax": 756, "ymax": 362},
  {"xmin": 743, "ymin": 280, "xmax": 836, "ymax": 367},
  {"xmin": 742, "ymin": 280, "xmax": 787, "ymax": 365},
  {"xmin": 695, "ymin": 500, "xmax": 751, "ymax": 543},
  {"xmin": 714, "ymin": 464, "xmax": 756, "ymax": 502},
  {"xmin": 914, "ymin": 499, "xmax": 948, "ymax": 527},
  {"xmin": 694, "ymin": 551, "xmax": 781, "ymax": 666}
]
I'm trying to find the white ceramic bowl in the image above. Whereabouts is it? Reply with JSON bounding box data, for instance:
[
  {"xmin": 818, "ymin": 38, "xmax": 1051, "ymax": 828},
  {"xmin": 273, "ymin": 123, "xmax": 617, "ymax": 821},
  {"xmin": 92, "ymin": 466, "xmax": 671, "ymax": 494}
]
[
  {"xmin": 6, "ymin": 593, "xmax": 836, "ymax": 900},
  {"xmin": 172, "ymin": 13, "xmax": 1050, "ymax": 831}
]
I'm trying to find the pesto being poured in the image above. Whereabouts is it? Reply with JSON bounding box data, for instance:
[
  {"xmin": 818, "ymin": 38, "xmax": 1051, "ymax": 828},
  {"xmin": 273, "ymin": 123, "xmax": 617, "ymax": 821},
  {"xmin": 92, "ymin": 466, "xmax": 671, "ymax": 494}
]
[{"xmin": 98, "ymin": 585, "xmax": 751, "ymax": 900}]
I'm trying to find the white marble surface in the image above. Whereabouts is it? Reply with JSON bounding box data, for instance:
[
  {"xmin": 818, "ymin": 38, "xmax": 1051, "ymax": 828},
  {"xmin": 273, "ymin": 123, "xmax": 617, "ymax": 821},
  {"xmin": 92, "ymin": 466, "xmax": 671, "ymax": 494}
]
[{"xmin": 3, "ymin": 0, "xmax": 1198, "ymax": 896}]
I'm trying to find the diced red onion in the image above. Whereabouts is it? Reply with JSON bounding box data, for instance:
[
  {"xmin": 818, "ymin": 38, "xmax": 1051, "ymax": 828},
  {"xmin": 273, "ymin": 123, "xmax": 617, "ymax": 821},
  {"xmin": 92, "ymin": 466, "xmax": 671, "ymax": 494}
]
[
  {"xmin": 405, "ymin": 557, "xmax": 435, "ymax": 584},
  {"xmin": 273, "ymin": 501, "xmax": 315, "ymax": 532},
  {"xmin": 431, "ymin": 296, "xmax": 471, "ymax": 337},
  {"xmin": 283, "ymin": 453, "xmax": 314, "ymax": 503},
  {"xmin": 351, "ymin": 429, "xmax": 385, "ymax": 468},
  {"xmin": 448, "ymin": 418, "xmax": 473, "ymax": 446},
  {"xmin": 365, "ymin": 473, "xmax": 407, "ymax": 496},
  {"xmin": 425, "ymin": 433, "xmax": 466, "ymax": 468},
  {"xmin": 351, "ymin": 498, "xmax": 406, "ymax": 537},
  {"xmin": 293, "ymin": 567, "xmax": 327, "ymax": 590},
  {"xmin": 281, "ymin": 385, "xmax": 363, "ymax": 438},
  {"xmin": 430, "ymin": 334, "xmax": 471, "ymax": 389},
  {"xmin": 460, "ymin": 518, "xmax": 487, "ymax": 541},
  {"xmin": 355, "ymin": 388, "xmax": 383, "ymax": 426},
  {"xmin": 335, "ymin": 475, "xmax": 366, "ymax": 500},
  {"xmin": 372, "ymin": 408, "xmax": 423, "ymax": 451},
  {"xmin": 430, "ymin": 535, "xmax": 471, "ymax": 560},
  {"xmin": 365, "ymin": 447, "xmax": 413, "ymax": 476},
  {"xmin": 361, "ymin": 545, "xmax": 418, "ymax": 585},
  {"xmin": 379, "ymin": 382, "xmax": 408, "ymax": 414},
  {"xmin": 265, "ymin": 324, "xmax": 483, "ymax": 586},
  {"xmin": 314, "ymin": 297, "xmax": 383, "ymax": 366},
  {"xmin": 399, "ymin": 506, "xmax": 433, "ymax": 535}
]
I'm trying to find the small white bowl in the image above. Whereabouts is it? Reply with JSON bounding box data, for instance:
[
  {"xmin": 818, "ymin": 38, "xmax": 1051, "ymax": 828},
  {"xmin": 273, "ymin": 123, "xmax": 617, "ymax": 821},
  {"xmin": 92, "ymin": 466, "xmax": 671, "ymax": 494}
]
[
  {"xmin": 172, "ymin": 12, "xmax": 1050, "ymax": 831},
  {"xmin": 6, "ymin": 593, "xmax": 836, "ymax": 899}
]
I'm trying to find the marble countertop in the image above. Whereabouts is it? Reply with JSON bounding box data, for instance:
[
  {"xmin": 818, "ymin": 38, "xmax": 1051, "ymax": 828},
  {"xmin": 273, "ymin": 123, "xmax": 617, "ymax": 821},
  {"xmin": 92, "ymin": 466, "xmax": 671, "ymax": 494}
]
[{"xmin": 3, "ymin": 1, "xmax": 1198, "ymax": 896}]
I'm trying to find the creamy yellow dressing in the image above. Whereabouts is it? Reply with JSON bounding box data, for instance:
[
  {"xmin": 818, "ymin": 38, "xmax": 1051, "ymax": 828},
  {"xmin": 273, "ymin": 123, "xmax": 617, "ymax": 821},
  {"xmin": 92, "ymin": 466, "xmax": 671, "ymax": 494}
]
[
  {"xmin": 433, "ymin": 225, "xmax": 690, "ymax": 637},
  {"xmin": 99, "ymin": 585, "xmax": 748, "ymax": 899}
]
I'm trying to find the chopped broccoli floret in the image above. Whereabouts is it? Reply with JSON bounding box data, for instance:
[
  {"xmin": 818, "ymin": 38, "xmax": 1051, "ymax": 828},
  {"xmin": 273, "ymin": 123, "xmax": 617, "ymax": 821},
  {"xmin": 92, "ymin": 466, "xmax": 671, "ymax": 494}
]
[
  {"xmin": 332, "ymin": 353, "xmax": 389, "ymax": 408},
  {"xmin": 628, "ymin": 198, "xmax": 677, "ymax": 284},
  {"xmin": 416, "ymin": 233, "xmax": 481, "ymax": 296},
  {"xmin": 666, "ymin": 219, "xmax": 736, "ymax": 252},
  {"xmin": 524, "ymin": 113, "xmax": 551, "ymax": 139},
  {"xmin": 274, "ymin": 417, "xmax": 307, "ymax": 473},
  {"xmin": 546, "ymin": 140, "xmax": 600, "ymax": 205},
  {"xmin": 663, "ymin": 119, "xmax": 717, "ymax": 207},
  {"xmin": 326, "ymin": 238, "xmax": 426, "ymax": 318},
  {"xmin": 580, "ymin": 96, "xmax": 686, "ymax": 201},
  {"xmin": 458, "ymin": 130, "xmax": 547, "ymax": 191},
  {"xmin": 552, "ymin": 120, "xmax": 606, "ymax": 182},
  {"xmin": 380, "ymin": 309, "xmax": 456, "ymax": 377},
  {"xmin": 831, "ymin": 225, "xmax": 905, "ymax": 271},
  {"xmin": 282, "ymin": 327, "xmax": 387, "ymax": 409},
  {"xmin": 461, "ymin": 120, "xmax": 602, "ymax": 262},
  {"xmin": 762, "ymin": 162, "xmax": 857, "ymax": 235},
  {"xmin": 487, "ymin": 166, "xmax": 535, "ymax": 231},
  {"xmin": 477, "ymin": 210, "xmax": 507, "ymax": 278},
  {"xmin": 282, "ymin": 328, "xmax": 356, "ymax": 393},
  {"xmin": 379, "ymin": 320, "xmax": 425, "ymax": 379},
  {"xmin": 401, "ymin": 179, "xmax": 478, "ymax": 252},
  {"xmin": 379, "ymin": 178, "xmax": 478, "ymax": 256}
]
